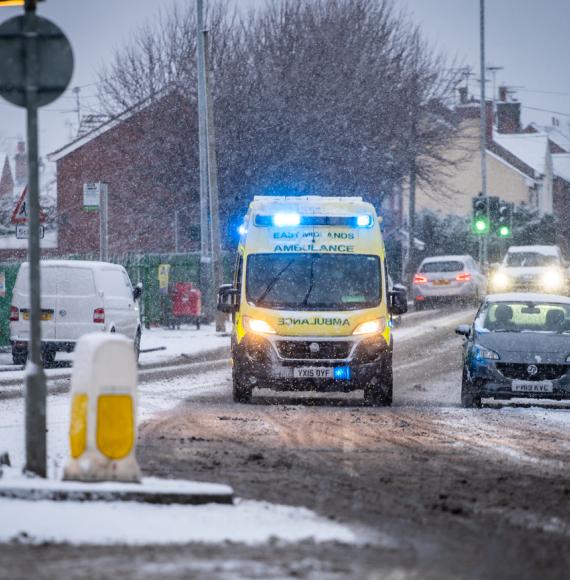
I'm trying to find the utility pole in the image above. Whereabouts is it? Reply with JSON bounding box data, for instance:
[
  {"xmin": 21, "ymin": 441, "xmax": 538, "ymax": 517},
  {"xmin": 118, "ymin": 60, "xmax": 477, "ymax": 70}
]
[
  {"xmin": 72, "ymin": 85, "xmax": 80, "ymax": 130},
  {"xmin": 196, "ymin": 0, "xmax": 213, "ymax": 320},
  {"xmin": 174, "ymin": 209, "xmax": 180, "ymax": 253},
  {"xmin": 204, "ymin": 30, "xmax": 225, "ymax": 332},
  {"xmin": 24, "ymin": 0, "xmax": 46, "ymax": 477},
  {"xmin": 479, "ymin": 0, "xmax": 489, "ymax": 267}
]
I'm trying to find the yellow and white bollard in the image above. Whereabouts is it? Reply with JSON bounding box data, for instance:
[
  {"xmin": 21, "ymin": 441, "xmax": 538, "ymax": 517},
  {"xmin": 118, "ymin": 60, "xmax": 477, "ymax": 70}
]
[{"xmin": 64, "ymin": 333, "xmax": 141, "ymax": 483}]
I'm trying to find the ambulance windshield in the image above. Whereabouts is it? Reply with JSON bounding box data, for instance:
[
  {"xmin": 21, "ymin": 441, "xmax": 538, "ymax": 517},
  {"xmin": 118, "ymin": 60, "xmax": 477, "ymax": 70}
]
[{"xmin": 246, "ymin": 253, "xmax": 381, "ymax": 310}]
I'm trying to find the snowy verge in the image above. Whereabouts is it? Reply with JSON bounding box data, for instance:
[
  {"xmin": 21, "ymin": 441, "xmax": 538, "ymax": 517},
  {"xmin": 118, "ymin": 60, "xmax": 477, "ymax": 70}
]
[{"xmin": 0, "ymin": 497, "xmax": 362, "ymax": 546}]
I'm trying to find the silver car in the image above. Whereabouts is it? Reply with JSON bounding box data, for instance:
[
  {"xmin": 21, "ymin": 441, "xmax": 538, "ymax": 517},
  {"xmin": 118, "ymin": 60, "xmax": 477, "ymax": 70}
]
[{"xmin": 412, "ymin": 255, "xmax": 487, "ymax": 310}]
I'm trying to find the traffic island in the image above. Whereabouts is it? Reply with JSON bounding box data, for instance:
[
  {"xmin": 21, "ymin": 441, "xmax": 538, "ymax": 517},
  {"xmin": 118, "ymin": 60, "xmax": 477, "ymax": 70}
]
[{"xmin": 0, "ymin": 473, "xmax": 234, "ymax": 505}]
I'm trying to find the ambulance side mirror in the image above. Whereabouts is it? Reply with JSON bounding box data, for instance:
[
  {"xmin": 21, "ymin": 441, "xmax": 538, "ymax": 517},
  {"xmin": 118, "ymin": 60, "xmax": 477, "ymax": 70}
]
[
  {"xmin": 217, "ymin": 284, "xmax": 239, "ymax": 314},
  {"xmin": 389, "ymin": 286, "xmax": 408, "ymax": 315}
]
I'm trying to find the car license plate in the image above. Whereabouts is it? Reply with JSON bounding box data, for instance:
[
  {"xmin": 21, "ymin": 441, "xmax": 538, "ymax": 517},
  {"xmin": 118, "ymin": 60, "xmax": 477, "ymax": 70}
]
[
  {"xmin": 433, "ymin": 279, "xmax": 450, "ymax": 286},
  {"xmin": 293, "ymin": 367, "xmax": 334, "ymax": 379},
  {"xmin": 512, "ymin": 380, "xmax": 553, "ymax": 393},
  {"xmin": 22, "ymin": 311, "xmax": 52, "ymax": 321}
]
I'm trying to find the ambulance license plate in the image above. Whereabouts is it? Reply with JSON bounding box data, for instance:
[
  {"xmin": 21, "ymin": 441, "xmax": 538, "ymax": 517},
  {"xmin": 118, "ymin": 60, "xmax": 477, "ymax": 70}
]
[{"xmin": 293, "ymin": 367, "xmax": 334, "ymax": 379}]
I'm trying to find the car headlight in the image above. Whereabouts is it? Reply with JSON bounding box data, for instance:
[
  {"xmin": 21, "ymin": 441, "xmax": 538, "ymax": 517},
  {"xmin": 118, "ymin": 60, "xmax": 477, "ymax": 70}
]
[
  {"xmin": 244, "ymin": 317, "xmax": 276, "ymax": 334},
  {"xmin": 541, "ymin": 268, "xmax": 564, "ymax": 291},
  {"xmin": 353, "ymin": 318, "xmax": 386, "ymax": 336},
  {"xmin": 491, "ymin": 271, "xmax": 510, "ymax": 291},
  {"xmin": 474, "ymin": 345, "xmax": 500, "ymax": 361}
]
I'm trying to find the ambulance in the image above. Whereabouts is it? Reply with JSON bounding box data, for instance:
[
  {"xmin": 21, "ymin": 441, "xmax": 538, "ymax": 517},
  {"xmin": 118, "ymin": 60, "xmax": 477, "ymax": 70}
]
[{"xmin": 218, "ymin": 196, "xmax": 407, "ymax": 405}]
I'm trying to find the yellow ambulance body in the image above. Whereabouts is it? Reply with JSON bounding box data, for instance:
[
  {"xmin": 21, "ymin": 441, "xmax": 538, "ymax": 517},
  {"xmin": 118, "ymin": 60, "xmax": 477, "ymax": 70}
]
[{"xmin": 218, "ymin": 196, "xmax": 407, "ymax": 404}]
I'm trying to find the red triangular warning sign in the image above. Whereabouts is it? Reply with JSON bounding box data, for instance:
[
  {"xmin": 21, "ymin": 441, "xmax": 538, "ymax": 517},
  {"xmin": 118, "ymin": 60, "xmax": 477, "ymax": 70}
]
[{"xmin": 11, "ymin": 186, "xmax": 47, "ymax": 224}]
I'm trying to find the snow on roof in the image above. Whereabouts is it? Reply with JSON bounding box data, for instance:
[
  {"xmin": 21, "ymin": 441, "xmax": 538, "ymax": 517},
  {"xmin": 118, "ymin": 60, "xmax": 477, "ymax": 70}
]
[
  {"xmin": 506, "ymin": 245, "xmax": 560, "ymax": 255},
  {"xmin": 493, "ymin": 131, "xmax": 549, "ymax": 176},
  {"xmin": 553, "ymin": 154, "xmax": 570, "ymax": 183},
  {"xmin": 529, "ymin": 123, "xmax": 570, "ymax": 153},
  {"xmin": 486, "ymin": 293, "xmax": 570, "ymax": 305},
  {"xmin": 421, "ymin": 255, "xmax": 471, "ymax": 262}
]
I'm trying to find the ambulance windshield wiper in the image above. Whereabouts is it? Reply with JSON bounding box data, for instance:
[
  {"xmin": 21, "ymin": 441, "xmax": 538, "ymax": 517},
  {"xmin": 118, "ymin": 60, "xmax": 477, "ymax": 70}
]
[
  {"xmin": 300, "ymin": 255, "xmax": 316, "ymax": 307},
  {"xmin": 256, "ymin": 259, "xmax": 295, "ymax": 305}
]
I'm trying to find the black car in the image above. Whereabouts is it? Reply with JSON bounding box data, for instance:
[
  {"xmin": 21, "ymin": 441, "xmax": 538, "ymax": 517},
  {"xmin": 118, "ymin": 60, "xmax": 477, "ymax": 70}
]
[{"xmin": 456, "ymin": 293, "xmax": 570, "ymax": 408}]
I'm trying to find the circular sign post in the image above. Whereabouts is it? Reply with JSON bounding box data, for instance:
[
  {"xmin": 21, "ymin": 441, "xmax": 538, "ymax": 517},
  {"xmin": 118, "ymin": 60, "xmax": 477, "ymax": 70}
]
[{"xmin": 0, "ymin": 1, "xmax": 73, "ymax": 478}]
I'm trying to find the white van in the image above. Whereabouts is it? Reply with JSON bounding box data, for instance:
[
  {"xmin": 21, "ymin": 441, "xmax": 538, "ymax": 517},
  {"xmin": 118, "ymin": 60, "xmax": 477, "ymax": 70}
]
[{"xmin": 10, "ymin": 260, "xmax": 142, "ymax": 366}]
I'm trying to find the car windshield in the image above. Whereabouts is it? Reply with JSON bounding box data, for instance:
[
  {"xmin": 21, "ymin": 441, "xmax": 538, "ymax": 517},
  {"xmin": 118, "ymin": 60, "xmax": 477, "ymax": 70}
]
[
  {"xmin": 479, "ymin": 301, "xmax": 570, "ymax": 333},
  {"xmin": 505, "ymin": 252, "xmax": 558, "ymax": 267},
  {"xmin": 420, "ymin": 261, "xmax": 464, "ymax": 273},
  {"xmin": 246, "ymin": 253, "xmax": 381, "ymax": 310}
]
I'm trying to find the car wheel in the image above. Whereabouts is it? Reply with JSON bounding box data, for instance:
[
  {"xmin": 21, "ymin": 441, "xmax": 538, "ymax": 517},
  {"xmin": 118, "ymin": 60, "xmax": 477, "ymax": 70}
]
[
  {"xmin": 461, "ymin": 370, "xmax": 482, "ymax": 408},
  {"xmin": 12, "ymin": 347, "xmax": 27, "ymax": 366},
  {"xmin": 134, "ymin": 329, "xmax": 141, "ymax": 362},
  {"xmin": 232, "ymin": 367, "xmax": 252, "ymax": 404},
  {"xmin": 364, "ymin": 356, "xmax": 393, "ymax": 407}
]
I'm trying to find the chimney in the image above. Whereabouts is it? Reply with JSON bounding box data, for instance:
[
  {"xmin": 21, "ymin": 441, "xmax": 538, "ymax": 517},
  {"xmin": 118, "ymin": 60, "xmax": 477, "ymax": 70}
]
[
  {"xmin": 496, "ymin": 101, "xmax": 521, "ymax": 134},
  {"xmin": 458, "ymin": 86, "xmax": 468, "ymax": 104},
  {"xmin": 498, "ymin": 85, "xmax": 508, "ymax": 102},
  {"xmin": 14, "ymin": 140, "xmax": 27, "ymax": 187},
  {"xmin": 0, "ymin": 156, "xmax": 14, "ymax": 199}
]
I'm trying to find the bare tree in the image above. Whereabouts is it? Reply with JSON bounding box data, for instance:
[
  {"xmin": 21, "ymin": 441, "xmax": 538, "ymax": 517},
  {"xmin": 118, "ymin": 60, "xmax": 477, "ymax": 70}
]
[{"xmin": 95, "ymin": 0, "xmax": 463, "ymax": 242}]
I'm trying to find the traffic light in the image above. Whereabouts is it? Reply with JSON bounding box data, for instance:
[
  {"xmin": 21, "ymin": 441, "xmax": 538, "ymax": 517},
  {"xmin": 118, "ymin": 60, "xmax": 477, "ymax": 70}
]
[
  {"xmin": 472, "ymin": 196, "xmax": 489, "ymax": 235},
  {"xmin": 497, "ymin": 201, "xmax": 513, "ymax": 238}
]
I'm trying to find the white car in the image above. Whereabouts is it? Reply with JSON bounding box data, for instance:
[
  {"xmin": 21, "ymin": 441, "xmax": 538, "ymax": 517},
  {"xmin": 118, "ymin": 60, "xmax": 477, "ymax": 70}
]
[
  {"xmin": 488, "ymin": 245, "xmax": 569, "ymax": 295},
  {"xmin": 10, "ymin": 260, "xmax": 143, "ymax": 366},
  {"xmin": 412, "ymin": 255, "xmax": 487, "ymax": 310}
]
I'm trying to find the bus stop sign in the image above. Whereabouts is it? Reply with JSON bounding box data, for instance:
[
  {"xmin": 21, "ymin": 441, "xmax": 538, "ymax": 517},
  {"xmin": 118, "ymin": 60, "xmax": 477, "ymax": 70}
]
[{"xmin": 0, "ymin": 14, "xmax": 73, "ymax": 107}]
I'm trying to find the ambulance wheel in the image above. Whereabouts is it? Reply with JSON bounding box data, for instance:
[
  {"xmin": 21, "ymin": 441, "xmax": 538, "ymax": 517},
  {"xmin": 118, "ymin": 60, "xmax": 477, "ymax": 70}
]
[
  {"xmin": 364, "ymin": 357, "xmax": 393, "ymax": 407},
  {"xmin": 232, "ymin": 369, "xmax": 252, "ymax": 404}
]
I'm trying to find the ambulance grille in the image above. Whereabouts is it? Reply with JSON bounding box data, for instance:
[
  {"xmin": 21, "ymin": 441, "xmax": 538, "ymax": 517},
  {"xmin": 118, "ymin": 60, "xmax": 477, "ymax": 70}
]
[{"xmin": 276, "ymin": 340, "xmax": 351, "ymax": 360}]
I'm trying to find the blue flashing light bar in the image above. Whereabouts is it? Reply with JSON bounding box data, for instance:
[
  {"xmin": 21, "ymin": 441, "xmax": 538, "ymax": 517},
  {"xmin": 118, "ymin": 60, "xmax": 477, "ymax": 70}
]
[
  {"xmin": 254, "ymin": 214, "xmax": 374, "ymax": 228},
  {"xmin": 333, "ymin": 366, "xmax": 351, "ymax": 380},
  {"xmin": 273, "ymin": 213, "xmax": 301, "ymax": 227},
  {"xmin": 238, "ymin": 224, "xmax": 247, "ymax": 236}
]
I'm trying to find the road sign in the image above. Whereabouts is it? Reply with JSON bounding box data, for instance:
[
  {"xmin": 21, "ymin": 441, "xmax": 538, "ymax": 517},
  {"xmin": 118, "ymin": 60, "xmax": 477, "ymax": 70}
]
[
  {"xmin": 0, "ymin": 14, "xmax": 73, "ymax": 107},
  {"xmin": 158, "ymin": 264, "xmax": 170, "ymax": 295},
  {"xmin": 83, "ymin": 182, "xmax": 101, "ymax": 210},
  {"xmin": 11, "ymin": 186, "xmax": 46, "ymax": 223},
  {"xmin": 16, "ymin": 224, "xmax": 44, "ymax": 239}
]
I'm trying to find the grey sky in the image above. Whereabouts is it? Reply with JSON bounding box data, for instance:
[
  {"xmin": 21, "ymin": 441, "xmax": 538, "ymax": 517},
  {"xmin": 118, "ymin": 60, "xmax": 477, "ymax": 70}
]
[{"xmin": 0, "ymin": 0, "xmax": 569, "ymax": 165}]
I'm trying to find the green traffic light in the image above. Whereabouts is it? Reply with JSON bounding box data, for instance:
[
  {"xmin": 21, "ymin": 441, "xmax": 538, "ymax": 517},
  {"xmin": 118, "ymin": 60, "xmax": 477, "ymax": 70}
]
[
  {"xmin": 498, "ymin": 225, "xmax": 511, "ymax": 238},
  {"xmin": 472, "ymin": 217, "xmax": 489, "ymax": 234}
]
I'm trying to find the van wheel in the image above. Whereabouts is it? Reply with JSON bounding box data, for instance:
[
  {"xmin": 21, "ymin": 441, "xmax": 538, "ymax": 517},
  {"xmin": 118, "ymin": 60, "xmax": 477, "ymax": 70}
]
[
  {"xmin": 12, "ymin": 348, "xmax": 27, "ymax": 366},
  {"xmin": 232, "ymin": 368, "xmax": 252, "ymax": 404},
  {"xmin": 134, "ymin": 329, "xmax": 141, "ymax": 362},
  {"xmin": 41, "ymin": 349, "xmax": 55, "ymax": 368}
]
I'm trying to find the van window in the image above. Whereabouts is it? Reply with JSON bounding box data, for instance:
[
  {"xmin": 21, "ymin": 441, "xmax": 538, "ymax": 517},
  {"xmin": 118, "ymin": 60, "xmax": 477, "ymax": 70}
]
[
  {"xmin": 100, "ymin": 269, "xmax": 130, "ymax": 298},
  {"xmin": 16, "ymin": 265, "xmax": 58, "ymax": 296},
  {"xmin": 58, "ymin": 268, "xmax": 96, "ymax": 296}
]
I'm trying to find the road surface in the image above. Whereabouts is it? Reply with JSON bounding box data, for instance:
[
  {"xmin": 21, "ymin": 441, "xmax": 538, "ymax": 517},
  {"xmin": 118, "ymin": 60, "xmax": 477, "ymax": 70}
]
[{"xmin": 1, "ymin": 308, "xmax": 569, "ymax": 579}]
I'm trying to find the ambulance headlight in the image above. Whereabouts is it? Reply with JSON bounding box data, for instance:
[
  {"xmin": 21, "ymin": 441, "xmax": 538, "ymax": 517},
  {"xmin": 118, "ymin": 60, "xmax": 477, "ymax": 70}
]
[
  {"xmin": 238, "ymin": 224, "xmax": 247, "ymax": 236},
  {"xmin": 541, "ymin": 268, "xmax": 564, "ymax": 292},
  {"xmin": 273, "ymin": 213, "xmax": 301, "ymax": 227},
  {"xmin": 353, "ymin": 318, "xmax": 386, "ymax": 336},
  {"xmin": 356, "ymin": 215, "xmax": 373, "ymax": 227},
  {"xmin": 245, "ymin": 317, "xmax": 276, "ymax": 334}
]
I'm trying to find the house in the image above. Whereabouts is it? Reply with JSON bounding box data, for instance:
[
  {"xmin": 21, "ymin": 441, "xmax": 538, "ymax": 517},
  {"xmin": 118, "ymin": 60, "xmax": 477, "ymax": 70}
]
[
  {"xmin": 409, "ymin": 85, "xmax": 570, "ymax": 250},
  {"xmin": 47, "ymin": 90, "xmax": 201, "ymax": 257}
]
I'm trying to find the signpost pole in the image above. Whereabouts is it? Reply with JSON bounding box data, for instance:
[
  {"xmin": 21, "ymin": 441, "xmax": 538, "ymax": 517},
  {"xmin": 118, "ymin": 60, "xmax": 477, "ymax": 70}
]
[
  {"xmin": 99, "ymin": 182, "xmax": 108, "ymax": 261},
  {"xmin": 23, "ymin": 0, "xmax": 47, "ymax": 477}
]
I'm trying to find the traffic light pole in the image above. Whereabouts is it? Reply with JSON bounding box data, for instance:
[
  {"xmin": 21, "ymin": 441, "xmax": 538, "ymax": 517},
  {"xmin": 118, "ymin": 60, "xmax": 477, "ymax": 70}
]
[
  {"xmin": 24, "ymin": 0, "xmax": 47, "ymax": 477},
  {"xmin": 479, "ymin": 0, "xmax": 489, "ymax": 268}
]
